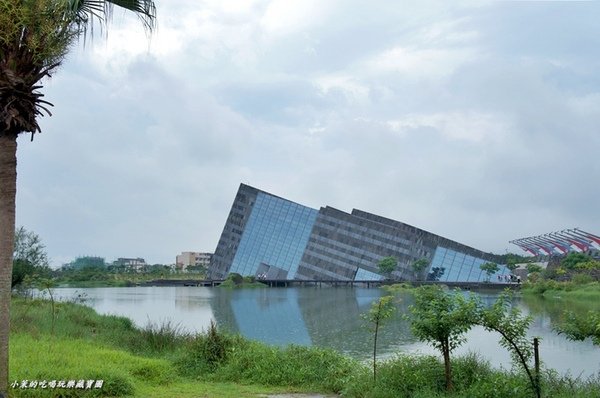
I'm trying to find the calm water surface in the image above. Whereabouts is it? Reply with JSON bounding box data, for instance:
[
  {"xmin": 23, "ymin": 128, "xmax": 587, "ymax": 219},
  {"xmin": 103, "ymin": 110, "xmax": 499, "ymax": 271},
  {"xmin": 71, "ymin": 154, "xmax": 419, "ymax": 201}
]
[{"xmin": 52, "ymin": 286, "xmax": 600, "ymax": 377}]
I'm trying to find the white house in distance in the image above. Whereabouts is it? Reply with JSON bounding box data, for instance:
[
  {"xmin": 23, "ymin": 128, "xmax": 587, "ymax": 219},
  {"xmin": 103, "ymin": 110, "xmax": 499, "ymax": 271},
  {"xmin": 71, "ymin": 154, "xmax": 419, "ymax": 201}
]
[
  {"xmin": 113, "ymin": 257, "xmax": 147, "ymax": 272},
  {"xmin": 176, "ymin": 252, "xmax": 213, "ymax": 272}
]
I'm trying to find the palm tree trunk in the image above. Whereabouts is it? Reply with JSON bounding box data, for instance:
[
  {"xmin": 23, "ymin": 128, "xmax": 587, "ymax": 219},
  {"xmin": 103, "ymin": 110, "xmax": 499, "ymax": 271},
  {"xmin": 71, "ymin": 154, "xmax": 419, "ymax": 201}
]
[{"xmin": 0, "ymin": 134, "xmax": 17, "ymax": 398}]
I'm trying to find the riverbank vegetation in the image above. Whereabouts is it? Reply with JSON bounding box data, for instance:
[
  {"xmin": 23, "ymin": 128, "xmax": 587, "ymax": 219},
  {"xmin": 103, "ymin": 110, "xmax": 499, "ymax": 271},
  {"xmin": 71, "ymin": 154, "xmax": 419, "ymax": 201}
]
[
  {"xmin": 9, "ymin": 290, "xmax": 600, "ymax": 398},
  {"xmin": 519, "ymin": 252, "xmax": 600, "ymax": 351},
  {"xmin": 218, "ymin": 273, "xmax": 267, "ymax": 288}
]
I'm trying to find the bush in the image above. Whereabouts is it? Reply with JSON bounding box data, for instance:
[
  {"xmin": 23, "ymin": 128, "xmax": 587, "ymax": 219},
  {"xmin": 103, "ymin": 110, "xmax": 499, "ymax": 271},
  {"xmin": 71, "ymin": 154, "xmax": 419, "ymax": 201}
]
[
  {"xmin": 527, "ymin": 272, "xmax": 541, "ymax": 283},
  {"xmin": 228, "ymin": 273, "xmax": 243, "ymax": 285},
  {"xmin": 178, "ymin": 320, "xmax": 235, "ymax": 374},
  {"xmin": 343, "ymin": 354, "xmax": 445, "ymax": 398},
  {"xmin": 214, "ymin": 342, "xmax": 357, "ymax": 392},
  {"xmin": 572, "ymin": 273, "xmax": 594, "ymax": 285},
  {"xmin": 130, "ymin": 319, "xmax": 189, "ymax": 354}
]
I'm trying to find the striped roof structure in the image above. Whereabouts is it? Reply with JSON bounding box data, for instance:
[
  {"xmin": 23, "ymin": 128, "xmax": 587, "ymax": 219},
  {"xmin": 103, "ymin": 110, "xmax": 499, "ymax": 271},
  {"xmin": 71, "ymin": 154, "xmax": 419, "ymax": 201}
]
[{"xmin": 510, "ymin": 229, "xmax": 600, "ymax": 256}]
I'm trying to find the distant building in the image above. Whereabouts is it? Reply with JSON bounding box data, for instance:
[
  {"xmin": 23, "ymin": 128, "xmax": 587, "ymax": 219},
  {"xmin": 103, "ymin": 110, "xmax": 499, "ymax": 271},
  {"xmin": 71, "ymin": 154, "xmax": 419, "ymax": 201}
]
[
  {"xmin": 176, "ymin": 252, "xmax": 212, "ymax": 271},
  {"xmin": 208, "ymin": 183, "xmax": 508, "ymax": 282},
  {"xmin": 113, "ymin": 257, "xmax": 147, "ymax": 273}
]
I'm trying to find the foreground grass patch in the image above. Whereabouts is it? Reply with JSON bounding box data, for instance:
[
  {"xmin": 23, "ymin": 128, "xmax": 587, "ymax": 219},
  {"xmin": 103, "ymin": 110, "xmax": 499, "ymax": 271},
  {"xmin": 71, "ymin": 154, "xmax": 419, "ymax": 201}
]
[{"xmin": 9, "ymin": 334, "xmax": 176, "ymax": 397}]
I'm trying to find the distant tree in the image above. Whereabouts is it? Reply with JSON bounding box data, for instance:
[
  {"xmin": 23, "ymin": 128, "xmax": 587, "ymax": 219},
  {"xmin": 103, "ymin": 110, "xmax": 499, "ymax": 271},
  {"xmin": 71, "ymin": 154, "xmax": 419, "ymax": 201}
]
[
  {"xmin": 11, "ymin": 259, "xmax": 34, "ymax": 289},
  {"xmin": 526, "ymin": 263, "xmax": 543, "ymax": 274},
  {"xmin": 561, "ymin": 252, "xmax": 592, "ymax": 270},
  {"xmin": 69, "ymin": 256, "xmax": 106, "ymax": 269},
  {"xmin": 480, "ymin": 262, "xmax": 499, "ymax": 282},
  {"xmin": 12, "ymin": 227, "xmax": 50, "ymax": 287},
  {"xmin": 408, "ymin": 286, "xmax": 478, "ymax": 391},
  {"xmin": 14, "ymin": 226, "xmax": 49, "ymax": 268},
  {"xmin": 378, "ymin": 257, "xmax": 397, "ymax": 279},
  {"xmin": 505, "ymin": 254, "xmax": 519, "ymax": 273},
  {"xmin": 411, "ymin": 258, "xmax": 429, "ymax": 280},
  {"xmin": 361, "ymin": 295, "xmax": 396, "ymax": 382}
]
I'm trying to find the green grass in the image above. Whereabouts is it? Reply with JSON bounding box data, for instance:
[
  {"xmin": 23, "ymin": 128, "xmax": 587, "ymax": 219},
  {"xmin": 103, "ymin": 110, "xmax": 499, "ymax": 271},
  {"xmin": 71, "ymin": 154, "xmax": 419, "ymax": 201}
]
[
  {"xmin": 522, "ymin": 280, "xmax": 600, "ymax": 300},
  {"xmin": 9, "ymin": 334, "xmax": 175, "ymax": 397}
]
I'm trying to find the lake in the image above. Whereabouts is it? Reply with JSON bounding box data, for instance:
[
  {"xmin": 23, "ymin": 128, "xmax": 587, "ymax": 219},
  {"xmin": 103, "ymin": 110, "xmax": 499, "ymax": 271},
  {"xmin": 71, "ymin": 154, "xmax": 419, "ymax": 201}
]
[{"xmin": 50, "ymin": 286, "xmax": 600, "ymax": 377}]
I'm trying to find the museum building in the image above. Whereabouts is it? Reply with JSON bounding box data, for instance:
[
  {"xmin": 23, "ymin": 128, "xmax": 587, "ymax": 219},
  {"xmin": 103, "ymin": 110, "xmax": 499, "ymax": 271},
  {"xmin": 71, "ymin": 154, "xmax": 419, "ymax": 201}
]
[{"xmin": 208, "ymin": 184, "xmax": 507, "ymax": 282}]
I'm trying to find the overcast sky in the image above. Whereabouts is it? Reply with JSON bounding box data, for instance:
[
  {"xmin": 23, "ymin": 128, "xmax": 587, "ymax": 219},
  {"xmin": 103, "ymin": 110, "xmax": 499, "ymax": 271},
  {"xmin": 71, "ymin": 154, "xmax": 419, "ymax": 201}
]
[{"xmin": 15, "ymin": 0, "xmax": 600, "ymax": 267}]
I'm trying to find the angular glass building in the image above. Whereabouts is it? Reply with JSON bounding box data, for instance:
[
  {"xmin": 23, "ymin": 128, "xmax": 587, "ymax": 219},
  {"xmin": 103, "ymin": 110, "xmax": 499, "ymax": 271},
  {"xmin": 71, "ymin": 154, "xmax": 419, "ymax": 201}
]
[{"xmin": 208, "ymin": 184, "xmax": 508, "ymax": 282}]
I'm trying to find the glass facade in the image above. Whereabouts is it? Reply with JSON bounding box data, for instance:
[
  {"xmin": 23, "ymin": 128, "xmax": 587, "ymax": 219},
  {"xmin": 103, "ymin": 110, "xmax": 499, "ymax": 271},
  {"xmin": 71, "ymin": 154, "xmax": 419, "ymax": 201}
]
[
  {"xmin": 428, "ymin": 247, "xmax": 509, "ymax": 282},
  {"xmin": 229, "ymin": 192, "xmax": 318, "ymax": 278},
  {"xmin": 355, "ymin": 267, "xmax": 384, "ymax": 281}
]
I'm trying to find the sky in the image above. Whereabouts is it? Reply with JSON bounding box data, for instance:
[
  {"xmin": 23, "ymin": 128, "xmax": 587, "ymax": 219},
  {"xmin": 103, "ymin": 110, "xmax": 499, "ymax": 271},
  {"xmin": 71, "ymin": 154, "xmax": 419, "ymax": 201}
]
[{"xmin": 15, "ymin": 0, "xmax": 600, "ymax": 267}]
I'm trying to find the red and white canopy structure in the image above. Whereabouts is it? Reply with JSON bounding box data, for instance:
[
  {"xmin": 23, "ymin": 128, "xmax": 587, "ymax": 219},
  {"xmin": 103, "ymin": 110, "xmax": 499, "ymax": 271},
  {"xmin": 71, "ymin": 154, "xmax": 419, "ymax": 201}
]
[{"xmin": 510, "ymin": 228, "xmax": 600, "ymax": 256}]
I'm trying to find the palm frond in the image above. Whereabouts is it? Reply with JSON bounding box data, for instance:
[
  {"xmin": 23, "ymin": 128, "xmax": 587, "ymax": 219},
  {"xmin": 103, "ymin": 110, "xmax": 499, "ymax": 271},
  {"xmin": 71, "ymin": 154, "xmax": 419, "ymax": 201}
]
[
  {"xmin": 66, "ymin": 0, "xmax": 156, "ymax": 39},
  {"xmin": 107, "ymin": 0, "xmax": 156, "ymax": 31}
]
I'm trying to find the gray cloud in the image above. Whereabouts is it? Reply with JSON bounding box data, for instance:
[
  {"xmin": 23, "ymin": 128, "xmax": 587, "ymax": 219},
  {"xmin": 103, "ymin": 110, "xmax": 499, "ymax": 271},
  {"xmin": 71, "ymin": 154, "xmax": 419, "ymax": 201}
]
[{"xmin": 14, "ymin": 1, "xmax": 600, "ymax": 266}]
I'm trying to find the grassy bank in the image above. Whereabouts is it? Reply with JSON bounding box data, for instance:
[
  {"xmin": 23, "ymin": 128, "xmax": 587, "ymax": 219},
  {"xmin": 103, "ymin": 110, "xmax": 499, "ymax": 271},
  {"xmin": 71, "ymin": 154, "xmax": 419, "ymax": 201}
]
[
  {"xmin": 55, "ymin": 274, "xmax": 207, "ymax": 288},
  {"xmin": 522, "ymin": 280, "xmax": 600, "ymax": 300},
  {"xmin": 8, "ymin": 296, "xmax": 600, "ymax": 398}
]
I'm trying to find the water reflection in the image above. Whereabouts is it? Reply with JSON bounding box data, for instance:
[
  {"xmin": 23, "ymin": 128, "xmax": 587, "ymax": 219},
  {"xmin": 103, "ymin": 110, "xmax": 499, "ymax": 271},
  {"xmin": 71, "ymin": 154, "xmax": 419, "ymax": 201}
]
[{"xmin": 51, "ymin": 286, "xmax": 600, "ymax": 376}]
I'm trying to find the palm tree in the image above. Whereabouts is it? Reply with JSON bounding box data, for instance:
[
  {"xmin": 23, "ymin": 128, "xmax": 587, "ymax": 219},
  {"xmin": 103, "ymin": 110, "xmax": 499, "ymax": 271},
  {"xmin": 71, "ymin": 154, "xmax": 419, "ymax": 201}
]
[{"xmin": 0, "ymin": 1, "xmax": 155, "ymax": 395}]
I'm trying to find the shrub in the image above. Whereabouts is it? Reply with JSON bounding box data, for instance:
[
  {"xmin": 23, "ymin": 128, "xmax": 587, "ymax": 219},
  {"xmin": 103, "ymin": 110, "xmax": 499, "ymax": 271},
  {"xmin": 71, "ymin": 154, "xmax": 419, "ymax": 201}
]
[
  {"xmin": 572, "ymin": 273, "xmax": 594, "ymax": 285},
  {"xmin": 179, "ymin": 320, "xmax": 234, "ymax": 374},
  {"xmin": 228, "ymin": 273, "xmax": 243, "ymax": 285},
  {"xmin": 131, "ymin": 319, "xmax": 189, "ymax": 354},
  {"xmin": 342, "ymin": 354, "xmax": 445, "ymax": 398},
  {"xmin": 214, "ymin": 343, "xmax": 357, "ymax": 392},
  {"xmin": 527, "ymin": 272, "xmax": 541, "ymax": 283}
]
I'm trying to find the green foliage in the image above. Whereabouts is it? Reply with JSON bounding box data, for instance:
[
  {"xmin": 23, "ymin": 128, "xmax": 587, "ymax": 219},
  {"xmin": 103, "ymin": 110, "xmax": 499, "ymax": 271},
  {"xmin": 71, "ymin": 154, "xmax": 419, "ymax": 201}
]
[
  {"xmin": 181, "ymin": 320, "xmax": 231, "ymax": 373},
  {"xmin": 67, "ymin": 256, "xmax": 107, "ymax": 270},
  {"xmin": 505, "ymin": 253, "xmax": 521, "ymax": 272},
  {"xmin": 133, "ymin": 320, "xmax": 189, "ymax": 354},
  {"xmin": 572, "ymin": 273, "xmax": 594, "ymax": 285},
  {"xmin": 408, "ymin": 286, "xmax": 479, "ymax": 391},
  {"xmin": 412, "ymin": 259, "xmax": 429, "ymax": 280},
  {"xmin": 573, "ymin": 260, "xmax": 600, "ymax": 271},
  {"xmin": 342, "ymin": 353, "xmax": 545, "ymax": 398},
  {"xmin": 409, "ymin": 287, "xmax": 479, "ymax": 353},
  {"xmin": 556, "ymin": 310, "xmax": 600, "ymax": 346},
  {"xmin": 11, "ymin": 227, "xmax": 51, "ymax": 288},
  {"xmin": 561, "ymin": 252, "xmax": 593, "ymax": 270},
  {"xmin": 527, "ymin": 271, "xmax": 542, "ymax": 283},
  {"xmin": 479, "ymin": 291, "xmax": 539, "ymax": 398},
  {"xmin": 13, "ymin": 227, "xmax": 49, "ymax": 268},
  {"xmin": 212, "ymin": 342, "xmax": 357, "ymax": 393},
  {"xmin": 9, "ymin": 297, "xmax": 600, "ymax": 398},
  {"xmin": 382, "ymin": 282, "xmax": 414, "ymax": 294},
  {"xmin": 361, "ymin": 295, "xmax": 396, "ymax": 381},
  {"xmin": 480, "ymin": 262, "xmax": 500, "ymax": 282},
  {"xmin": 219, "ymin": 273, "xmax": 266, "ymax": 288},
  {"xmin": 344, "ymin": 353, "xmax": 446, "ymax": 397},
  {"xmin": 378, "ymin": 257, "xmax": 397, "ymax": 278},
  {"xmin": 9, "ymin": 334, "xmax": 175, "ymax": 397},
  {"xmin": 526, "ymin": 263, "xmax": 543, "ymax": 274},
  {"xmin": 11, "ymin": 259, "xmax": 35, "ymax": 289},
  {"xmin": 229, "ymin": 273, "xmax": 243, "ymax": 285}
]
